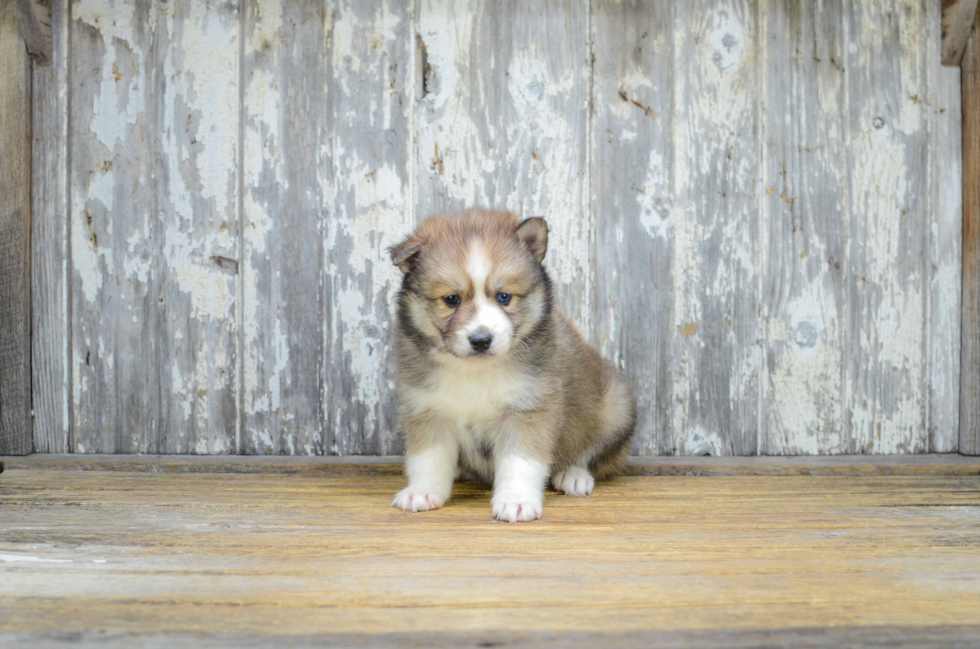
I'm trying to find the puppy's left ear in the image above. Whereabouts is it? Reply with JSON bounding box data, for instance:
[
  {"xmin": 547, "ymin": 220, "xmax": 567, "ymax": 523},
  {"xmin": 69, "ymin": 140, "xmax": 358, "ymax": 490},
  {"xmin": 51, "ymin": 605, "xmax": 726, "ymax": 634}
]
[
  {"xmin": 516, "ymin": 217, "xmax": 548, "ymax": 263},
  {"xmin": 389, "ymin": 234, "xmax": 424, "ymax": 274}
]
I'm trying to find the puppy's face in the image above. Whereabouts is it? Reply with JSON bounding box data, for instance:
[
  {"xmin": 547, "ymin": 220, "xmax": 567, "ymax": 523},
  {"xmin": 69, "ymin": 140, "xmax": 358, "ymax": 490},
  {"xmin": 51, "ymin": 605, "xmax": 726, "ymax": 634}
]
[{"xmin": 392, "ymin": 211, "xmax": 550, "ymax": 361}]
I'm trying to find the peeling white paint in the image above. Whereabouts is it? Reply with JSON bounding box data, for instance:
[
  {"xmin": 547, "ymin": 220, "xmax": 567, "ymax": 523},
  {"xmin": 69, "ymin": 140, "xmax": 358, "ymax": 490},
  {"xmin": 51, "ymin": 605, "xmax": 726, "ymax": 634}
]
[
  {"xmin": 58, "ymin": 0, "xmax": 959, "ymax": 457},
  {"xmin": 637, "ymin": 150, "xmax": 671, "ymax": 241},
  {"xmin": 417, "ymin": 1, "xmax": 592, "ymax": 336},
  {"xmin": 76, "ymin": 0, "xmax": 146, "ymax": 150},
  {"xmin": 671, "ymin": 1, "xmax": 760, "ymax": 454}
]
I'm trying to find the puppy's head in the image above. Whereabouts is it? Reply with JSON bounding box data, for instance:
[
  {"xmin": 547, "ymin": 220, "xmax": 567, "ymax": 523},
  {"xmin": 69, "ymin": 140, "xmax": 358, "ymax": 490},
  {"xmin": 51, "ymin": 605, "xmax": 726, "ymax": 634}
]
[{"xmin": 391, "ymin": 210, "xmax": 550, "ymax": 360}]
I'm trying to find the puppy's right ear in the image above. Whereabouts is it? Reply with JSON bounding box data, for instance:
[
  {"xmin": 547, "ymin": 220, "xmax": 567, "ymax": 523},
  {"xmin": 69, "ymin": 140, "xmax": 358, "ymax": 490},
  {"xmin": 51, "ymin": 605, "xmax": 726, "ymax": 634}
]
[{"xmin": 389, "ymin": 234, "xmax": 424, "ymax": 274}]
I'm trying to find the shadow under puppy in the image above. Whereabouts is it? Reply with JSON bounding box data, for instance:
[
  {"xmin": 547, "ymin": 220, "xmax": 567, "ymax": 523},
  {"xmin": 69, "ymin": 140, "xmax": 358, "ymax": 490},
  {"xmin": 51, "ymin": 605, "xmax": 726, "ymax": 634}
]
[{"xmin": 389, "ymin": 209, "xmax": 635, "ymax": 522}]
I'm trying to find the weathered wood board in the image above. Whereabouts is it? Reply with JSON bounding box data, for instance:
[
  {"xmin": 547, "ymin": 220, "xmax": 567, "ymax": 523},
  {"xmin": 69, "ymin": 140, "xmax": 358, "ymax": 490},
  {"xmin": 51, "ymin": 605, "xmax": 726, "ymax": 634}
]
[
  {"xmin": 69, "ymin": 0, "xmax": 240, "ymax": 454},
  {"xmin": 30, "ymin": 0, "xmax": 963, "ymax": 455},
  {"xmin": 31, "ymin": 0, "xmax": 69, "ymax": 454},
  {"xmin": 671, "ymin": 0, "xmax": 761, "ymax": 456},
  {"xmin": 962, "ymin": 7, "xmax": 980, "ymax": 455},
  {"xmin": 930, "ymin": 4, "xmax": 964, "ymax": 453},
  {"xmin": 592, "ymin": 0, "xmax": 674, "ymax": 456},
  {"xmin": 323, "ymin": 0, "xmax": 414, "ymax": 455},
  {"xmin": 242, "ymin": 0, "xmax": 414, "ymax": 456},
  {"xmin": 240, "ymin": 0, "xmax": 329, "ymax": 456},
  {"xmin": 0, "ymin": 0, "xmax": 34, "ymax": 456},
  {"xmin": 759, "ymin": 0, "xmax": 847, "ymax": 455},
  {"xmin": 416, "ymin": 0, "xmax": 593, "ymax": 335},
  {"xmin": 845, "ymin": 1, "xmax": 931, "ymax": 454},
  {"xmin": 1, "ymin": 466, "xmax": 980, "ymax": 645}
]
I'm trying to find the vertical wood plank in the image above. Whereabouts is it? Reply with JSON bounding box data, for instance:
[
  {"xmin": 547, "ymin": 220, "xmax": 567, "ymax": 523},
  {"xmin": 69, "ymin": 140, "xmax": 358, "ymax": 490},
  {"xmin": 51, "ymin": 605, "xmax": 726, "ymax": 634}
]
[
  {"xmin": 929, "ymin": 3, "xmax": 963, "ymax": 453},
  {"xmin": 70, "ymin": 0, "xmax": 153, "ymax": 452},
  {"xmin": 415, "ymin": 0, "xmax": 593, "ymax": 336},
  {"xmin": 0, "ymin": 0, "xmax": 34, "ymax": 455},
  {"xmin": 324, "ymin": 0, "xmax": 414, "ymax": 455},
  {"xmin": 241, "ymin": 0, "xmax": 327, "ymax": 454},
  {"xmin": 962, "ymin": 8, "xmax": 980, "ymax": 455},
  {"xmin": 759, "ymin": 0, "xmax": 847, "ymax": 454},
  {"xmin": 592, "ymin": 1, "xmax": 674, "ymax": 455},
  {"xmin": 71, "ymin": 0, "xmax": 240, "ymax": 453},
  {"xmin": 670, "ymin": 0, "xmax": 761, "ymax": 456},
  {"xmin": 156, "ymin": 0, "xmax": 241, "ymax": 454},
  {"xmin": 844, "ymin": 1, "xmax": 930, "ymax": 454},
  {"xmin": 31, "ymin": 0, "xmax": 69, "ymax": 453}
]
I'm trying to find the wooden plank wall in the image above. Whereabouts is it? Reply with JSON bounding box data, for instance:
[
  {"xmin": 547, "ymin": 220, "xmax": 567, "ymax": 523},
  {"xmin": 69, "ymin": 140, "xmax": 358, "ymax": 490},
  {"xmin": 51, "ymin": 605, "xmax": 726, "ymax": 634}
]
[{"xmin": 30, "ymin": 0, "xmax": 963, "ymax": 456}]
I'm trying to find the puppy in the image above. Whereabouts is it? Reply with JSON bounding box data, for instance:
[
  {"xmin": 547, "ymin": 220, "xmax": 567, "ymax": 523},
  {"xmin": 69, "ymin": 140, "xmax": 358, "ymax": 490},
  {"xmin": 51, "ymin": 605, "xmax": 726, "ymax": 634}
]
[{"xmin": 388, "ymin": 209, "xmax": 635, "ymax": 522}]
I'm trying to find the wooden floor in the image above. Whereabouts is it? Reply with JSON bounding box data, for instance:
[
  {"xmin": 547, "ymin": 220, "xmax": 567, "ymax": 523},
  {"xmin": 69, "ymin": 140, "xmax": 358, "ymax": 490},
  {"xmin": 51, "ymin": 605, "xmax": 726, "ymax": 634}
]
[{"xmin": 2, "ymin": 456, "xmax": 980, "ymax": 647}]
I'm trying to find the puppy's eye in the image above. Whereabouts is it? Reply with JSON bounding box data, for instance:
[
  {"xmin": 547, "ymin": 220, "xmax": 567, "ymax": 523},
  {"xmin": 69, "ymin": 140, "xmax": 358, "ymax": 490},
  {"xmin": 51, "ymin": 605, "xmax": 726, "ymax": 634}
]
[
  {"xmin": 496, "ymin": 292, "xmax": 512, "ymax": 306},
  {"xmin": 443, "ymin": 295, "xmax": 461, "ymax": 308}
]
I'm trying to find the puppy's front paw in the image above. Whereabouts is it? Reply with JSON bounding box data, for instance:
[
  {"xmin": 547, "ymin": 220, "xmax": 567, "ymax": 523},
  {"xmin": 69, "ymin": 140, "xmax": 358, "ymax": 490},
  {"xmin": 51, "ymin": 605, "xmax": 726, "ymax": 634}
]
[
  {"xmin": 552, "ymin": 466, "xmax": 594, "ymax": 496},
  {"xmin": 391, "ymin": 487, "xmax": 448, "ymax": 512},
  {"xmin": 491, "ymin": 492, "xmax": 543, "ymax": 523}
]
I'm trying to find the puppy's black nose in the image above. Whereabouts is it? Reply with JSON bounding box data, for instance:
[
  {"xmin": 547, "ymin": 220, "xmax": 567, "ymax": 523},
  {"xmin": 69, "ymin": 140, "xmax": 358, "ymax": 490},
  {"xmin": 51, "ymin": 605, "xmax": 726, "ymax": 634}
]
[{"xmin": 469, "ymin": 332, "xmax": 493, "ymax": 353}]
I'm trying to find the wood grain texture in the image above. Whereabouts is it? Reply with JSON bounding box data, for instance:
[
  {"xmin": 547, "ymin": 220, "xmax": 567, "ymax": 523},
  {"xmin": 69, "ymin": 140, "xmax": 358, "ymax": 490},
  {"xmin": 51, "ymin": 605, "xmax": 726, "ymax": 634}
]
[
  {"xmin": 324, "ymin": 0, "xmax": 414, "ymax": 455},
  {"xmin": 68, "ymin": 0, "xmax": 152, "ymax": 453},
  {"xmin": 670, "ymin": 0, "xmax": 761, "ymax": 456},
  {"xmin": 31, "ymin": 0, "xmax": 68, "ymax": 454},
  {"xmin": 416, "ymin": 0, "xmax": 593, "ymax": 336},
  {"xmin": 941, "ymin": 0, "xmax": 979, "ymax": 66},
  {"xmin": 845, "ymin": 1, "xmax": 931, "ymax": 454},
  {"xmin": 13, "ymin": 0, "xmax": 52, "ymax": 66},
  {"xmin": 70, "ymin": 0, "xmax": 240, "ymax": 453},
  {"xmin": 242, "ymin": 0, "xmax": 412, "ymax": 456},
  {"xmin": 760, "ymin": 0, "xmax": 847, "ymax": 455},
  {"xmin": 240, "ymin": 0, "xmax": 328, "ymax": 455},
  {"xmin": 0, "ymin": 0, "xmax": 33, "ymax": 456},
  {"xmin": 592, "ymin": 1, "xmax": 674, "ymax": 456},
  {"xmin": 930, "ymin": 4, "xmax": 963, "ymax": 453},
  {"xmin": 963, "ymin": 7, "xmax": 980, "ymax": 455},
  {"xmin": 1, "ymin": 468, "xmax": 979, "ymax": 643}
]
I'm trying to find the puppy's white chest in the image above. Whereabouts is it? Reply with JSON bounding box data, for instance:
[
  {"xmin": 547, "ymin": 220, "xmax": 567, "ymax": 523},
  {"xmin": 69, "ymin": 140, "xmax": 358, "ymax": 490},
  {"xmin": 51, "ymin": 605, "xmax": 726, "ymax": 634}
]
[{"xmin": 411, "ymin": 362, "xmax": 538, "ymax": 424}]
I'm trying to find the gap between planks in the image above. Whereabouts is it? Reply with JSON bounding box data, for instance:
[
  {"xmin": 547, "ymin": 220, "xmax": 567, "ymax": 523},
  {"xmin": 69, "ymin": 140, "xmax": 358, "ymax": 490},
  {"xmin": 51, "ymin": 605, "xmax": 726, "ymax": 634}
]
[{"xmin": 1, "ymin": 453, "xmax": 978, "ymax": 477}]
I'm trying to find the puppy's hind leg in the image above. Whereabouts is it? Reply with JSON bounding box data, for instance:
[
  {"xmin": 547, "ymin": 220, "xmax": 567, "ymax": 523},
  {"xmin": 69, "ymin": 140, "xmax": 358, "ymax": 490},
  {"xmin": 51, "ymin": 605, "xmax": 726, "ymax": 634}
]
[
  {"xmin": 591, "ymin": 376, "xmax": 637, "ymax": 481},
  {"xmin": 551, "ymin": 465, "xmax": 595, "ymax": 496},
  {"xmin": 570, "ymin": 376, "xmax": 636, "ymax": 488}
]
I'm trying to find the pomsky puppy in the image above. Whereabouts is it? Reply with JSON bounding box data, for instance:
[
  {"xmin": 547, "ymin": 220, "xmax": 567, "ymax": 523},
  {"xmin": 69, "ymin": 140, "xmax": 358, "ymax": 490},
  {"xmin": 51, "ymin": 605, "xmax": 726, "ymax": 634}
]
[{"xmin": 389, "ymin": 209, "xmax": 636, "ymax": 522}]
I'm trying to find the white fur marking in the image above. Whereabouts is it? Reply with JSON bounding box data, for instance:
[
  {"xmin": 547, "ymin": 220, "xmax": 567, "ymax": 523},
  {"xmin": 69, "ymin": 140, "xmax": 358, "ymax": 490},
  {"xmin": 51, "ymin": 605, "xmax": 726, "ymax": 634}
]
[
  {"xmin": 459, "ymin": 241, "xmax": 512, "ymax": 356},
  {"xmin": 405, "ymin": 357, "xmax": 539, "ymax": 423},
  {"xmin": 392, "ymin": 445, "xmax": 457, "ymax": 513},
  {"xmin": 491, "ymin": 455, "xmax": 548, "ymax": 522},
  {"xmin": 552, "ymin": 466, "xmax": 595, "ymax": 496}
]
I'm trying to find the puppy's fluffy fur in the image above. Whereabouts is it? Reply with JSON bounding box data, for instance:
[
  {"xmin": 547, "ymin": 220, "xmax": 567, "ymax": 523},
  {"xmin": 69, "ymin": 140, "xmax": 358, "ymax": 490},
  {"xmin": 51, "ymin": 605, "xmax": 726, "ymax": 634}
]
[{"xmin": 389, "ymin": 209, "xmax": 635, "ymax": 522}]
